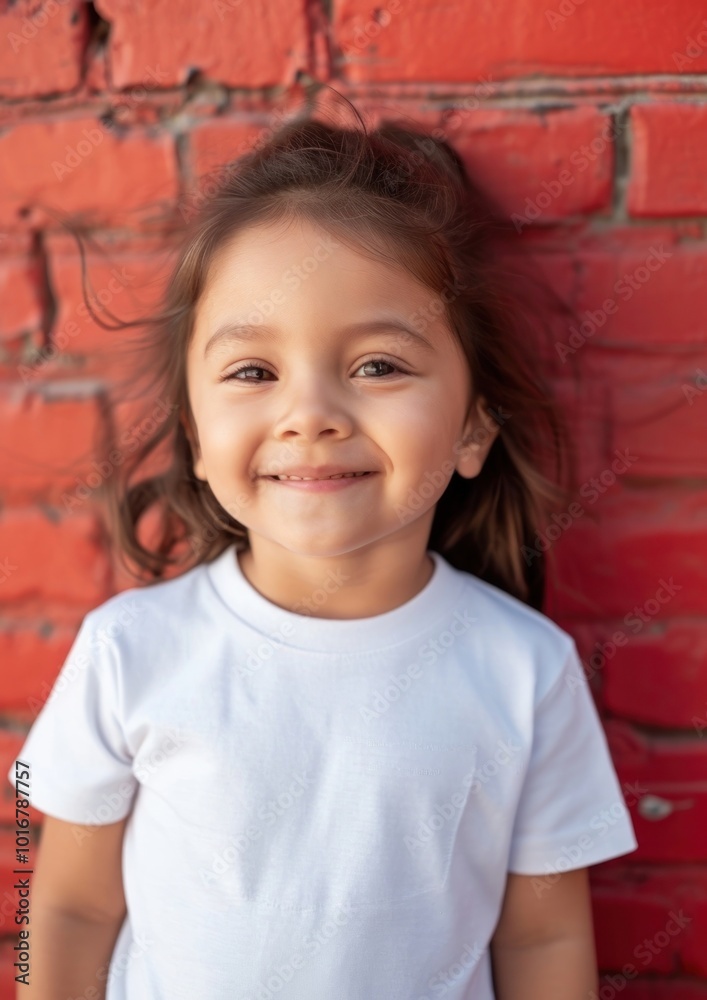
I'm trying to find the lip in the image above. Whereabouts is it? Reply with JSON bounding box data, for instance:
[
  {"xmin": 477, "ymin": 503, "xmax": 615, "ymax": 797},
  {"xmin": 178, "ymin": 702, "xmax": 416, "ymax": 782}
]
[
  {"xmin": 259, "ymin": 467, "xmax": 377, "ymax": 492},
  {"xmin": 260, "ymin": 465, "xmax": 374, "ymax": 480},
  {"xmin": 265, "ymin": 474, "xmax": 375, "ymax": 492}
]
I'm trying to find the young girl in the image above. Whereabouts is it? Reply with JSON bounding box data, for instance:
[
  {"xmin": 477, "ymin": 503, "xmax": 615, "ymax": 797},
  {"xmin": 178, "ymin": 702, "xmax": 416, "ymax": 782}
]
[{"xmin": 8, "ymin": 93, "xmax": 637, "ymax": 1000}]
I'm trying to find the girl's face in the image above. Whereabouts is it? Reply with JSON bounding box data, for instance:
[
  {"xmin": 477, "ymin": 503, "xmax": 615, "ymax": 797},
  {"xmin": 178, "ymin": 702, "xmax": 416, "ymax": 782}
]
[{"xmin": 185, "ymin": 216, "xmax": 497, "ymax": 563}]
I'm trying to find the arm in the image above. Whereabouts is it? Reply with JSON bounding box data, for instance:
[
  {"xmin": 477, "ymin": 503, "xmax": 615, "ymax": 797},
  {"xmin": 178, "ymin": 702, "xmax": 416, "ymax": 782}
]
[
  {"xmin": 489, "ymin": 868, "xmax": 599, "ymax": 1000},
  {"xmin": 21, "ymin": 813, "xmax": 130, "ymax": 1000}
]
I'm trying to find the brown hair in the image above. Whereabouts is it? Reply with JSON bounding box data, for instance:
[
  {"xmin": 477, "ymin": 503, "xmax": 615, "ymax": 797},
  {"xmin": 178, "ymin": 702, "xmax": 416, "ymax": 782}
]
[{"xmin": 73, "ymin": 90, "xmax": 580, "ymax": 611}]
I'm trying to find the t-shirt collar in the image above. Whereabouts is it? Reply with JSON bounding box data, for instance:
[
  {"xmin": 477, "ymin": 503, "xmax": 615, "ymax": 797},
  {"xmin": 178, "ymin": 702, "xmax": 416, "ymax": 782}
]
[{"xmin": 205, "ymin": 544, "xmax": 468, "ymax": 654}]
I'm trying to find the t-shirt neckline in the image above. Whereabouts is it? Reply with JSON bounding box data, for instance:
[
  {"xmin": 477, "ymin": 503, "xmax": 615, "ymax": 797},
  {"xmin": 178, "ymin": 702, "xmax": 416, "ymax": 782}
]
[{"xmin": 205, "ymin": 544, "xmax": 467, "ymax": 653}]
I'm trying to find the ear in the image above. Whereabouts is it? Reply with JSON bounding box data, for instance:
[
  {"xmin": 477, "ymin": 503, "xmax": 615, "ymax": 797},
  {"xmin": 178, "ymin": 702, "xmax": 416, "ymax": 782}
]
[
  {"xmin": 454, "ymin": 395, "xmax": 502, "ymax": 479},
  {"xmin": 179, "ymin": 409, "xmax": 207, "ymax": 482}
]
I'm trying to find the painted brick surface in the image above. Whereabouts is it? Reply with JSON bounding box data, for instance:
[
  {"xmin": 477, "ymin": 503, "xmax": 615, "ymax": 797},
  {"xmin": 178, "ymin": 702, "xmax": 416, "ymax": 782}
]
[
  {"xmin": 0, "ymin": 0, "xmax": 89, "ymax": 99},
  {"xmin": 0, "ymin": 118, "xmax": 178, "ymax": 229},
  {"xmin": 0, "ymin": 3, "xmax": 705, "ymax": 996},
  {"xmin": 332, "ymin": 1, "xmax": 707, "ymax": 82},
  {"xmin": 93, "ymin": 0, "xmax": 311, "ymax": 88},
  {"xmin": 629, "ymin": 103, "xmax": 707, "ymax": 216}
]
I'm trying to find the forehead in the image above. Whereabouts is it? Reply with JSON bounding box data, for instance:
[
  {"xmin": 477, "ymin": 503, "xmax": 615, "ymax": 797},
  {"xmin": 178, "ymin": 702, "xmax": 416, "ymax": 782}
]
[
  {"xmin": 194, "ymin": 217, "xmax": 441, "ymax": 325},
  {"xmin": 185, "ymin": 218, "xmax": 470, "ymax": 383}
]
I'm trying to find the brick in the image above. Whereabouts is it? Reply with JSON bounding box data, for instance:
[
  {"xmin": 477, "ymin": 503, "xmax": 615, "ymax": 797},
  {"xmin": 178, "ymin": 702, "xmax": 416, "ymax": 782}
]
[
  {"xmin": 190, "ymin": 120, "xmax": 264, "ymax": 180},
  {"xmin": 0, "ymin": 118, "xmax": 178, "ymax": 230},
  {"xmin": 94, "ymin": 0, "xmax": 309, "ymax": 89},
  {"xmin": 494, "ymin": 242, "xmax": 583, "ymax": 373},
  {"xmin": 180, "ymin": 117, "xmax": 292, "ymax": 224},
  {"xmin": 41, "ymin": 233, "xmax": 173, "ymax": 368},
  {"xmin": 0, "ymin": 626, "xmax": 75, "ymax": 717},
  {"xmin": 0, "ymin": 0, "xmax": 89, "ymax": 99},
  {"xmin": 599, "ymin": 623, "xmax": 707, "ymax": 729},
  {"xmin": 546, "ymin": 488, "xmax": 707, "ymax": 619},
  {"xmin": 177, "ymin": 120, "xmax": 256, "ymax": 226},
  {"xmin": 0, "ymin": 510, "xmax": 111, "ymax": 607},
  {"xmin": 609, "ymin": 370, "xmax": 707, "ymax": 478},
  {"xmin": 569, "ymin": 240, "xmax": 707, "ymax": 349},
  {"xmin": 616, "ymin": 980, "xmax": 707, "ymax": 998},
  {"xmin": 545, "ymin": 377, "xmax": 612, "ymax": 487},
  {"xmin": 591, "ymin": 865, "xmax": 707, "ymax": 977},
  {"xmin": 0, "ymin": 385, "xmax": 105, "ymax": 505},
  {"xmin": 629, "ymin": 104, "xmax": 707, "ymax": 217},
  {"xmin": 110, "ymin": 511, "xmax": 199, "ymax": 596},
  {"xmin": 334, "ymin": 0, "xmax": 707, "ymax": 82},
  {"xmin": 450, "ymin": 107, "xmax": 614, "ymax": 224},
  {"xmin": 185, "ymin": 118, "xmax": 266, "ymax": 222},
  {"xmin": 0, "ymin": 235, "xmax": 44, "ymax": 340},
  {"xmin": 609, "ymin": 724, "xmax": 707, "ymax": 866}
]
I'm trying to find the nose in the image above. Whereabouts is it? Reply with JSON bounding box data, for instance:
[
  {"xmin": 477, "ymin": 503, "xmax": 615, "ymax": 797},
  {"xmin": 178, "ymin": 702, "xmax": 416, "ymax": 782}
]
[{"xmin": 270, "ymin": 368, "xmax": 355, "ymax": 443}]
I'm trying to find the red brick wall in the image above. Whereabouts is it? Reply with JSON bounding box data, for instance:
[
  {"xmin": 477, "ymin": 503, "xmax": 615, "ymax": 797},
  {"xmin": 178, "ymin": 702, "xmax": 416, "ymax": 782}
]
[{"xmin": 1, "ymin": 1, "xmax": 707, "ymax": 995}]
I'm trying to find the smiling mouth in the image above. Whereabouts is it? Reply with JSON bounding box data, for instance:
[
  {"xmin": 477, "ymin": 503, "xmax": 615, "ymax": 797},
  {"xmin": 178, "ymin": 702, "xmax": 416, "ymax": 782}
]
[{"xmin": 267, "ymin": 472, "xmax": 372, "ymax": 481}]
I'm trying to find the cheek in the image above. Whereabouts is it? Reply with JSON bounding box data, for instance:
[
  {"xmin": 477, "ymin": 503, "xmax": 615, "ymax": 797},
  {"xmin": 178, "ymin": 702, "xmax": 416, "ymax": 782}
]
[
  {"xmin": 378, "ymin": 395, "xmax": 458, "ymax": 460},
  {"xmin": 195, "ymin": 397, "xmax": 249, "ymax": 461}
]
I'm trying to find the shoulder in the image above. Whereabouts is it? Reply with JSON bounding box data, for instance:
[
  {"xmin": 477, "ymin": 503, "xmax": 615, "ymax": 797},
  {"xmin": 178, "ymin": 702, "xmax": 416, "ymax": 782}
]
[
  {"xmin": 78, "ymin": 556, "xmax": 216, "ymax": 650},
  {"xmin": 448, "ymin": 565, "xmax": 577, "ymax": 702}
]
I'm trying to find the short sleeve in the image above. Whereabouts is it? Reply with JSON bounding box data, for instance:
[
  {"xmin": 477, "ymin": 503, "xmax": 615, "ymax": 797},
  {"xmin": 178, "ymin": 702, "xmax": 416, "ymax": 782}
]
[
  {"xmin": 6, "ymin": 613, "xmax": 137, "ymax": 825},
  {"xmin": 507, "ymin": 639, "xmax": 638, "ymax": 875}
]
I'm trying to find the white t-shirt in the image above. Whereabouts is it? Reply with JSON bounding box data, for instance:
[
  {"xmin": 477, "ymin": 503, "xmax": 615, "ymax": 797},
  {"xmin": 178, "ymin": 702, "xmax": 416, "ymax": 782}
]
[{"xmin": 8, "ymin": 545, "xmax": 638, "ymax": 999}]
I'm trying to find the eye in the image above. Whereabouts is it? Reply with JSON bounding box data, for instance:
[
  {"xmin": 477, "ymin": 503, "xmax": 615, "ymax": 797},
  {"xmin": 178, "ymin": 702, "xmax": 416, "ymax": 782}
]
[
  {"xmin": 219, "ymin": 357, "xmax": 410, "ymax": 384},
  {"xmin": 353, "ymin": 357, "xmax": 409, "ymax": 379},
  {"xmin": 219, "ymin": 363, "xmax": 275, "ymax": 383}
]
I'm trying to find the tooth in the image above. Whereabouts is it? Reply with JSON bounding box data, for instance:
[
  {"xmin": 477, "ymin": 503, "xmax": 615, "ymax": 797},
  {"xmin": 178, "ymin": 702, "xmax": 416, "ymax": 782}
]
[{"xmin": 274, "ymin": 472, "xmax": 368, "ymax": 480}]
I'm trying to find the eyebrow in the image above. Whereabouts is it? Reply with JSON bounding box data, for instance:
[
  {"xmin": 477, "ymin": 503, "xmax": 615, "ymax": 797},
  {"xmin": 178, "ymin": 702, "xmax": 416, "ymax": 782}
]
[{"xmin": 202, "ymin": 319, "xmax": 436, "ymax": 359}]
